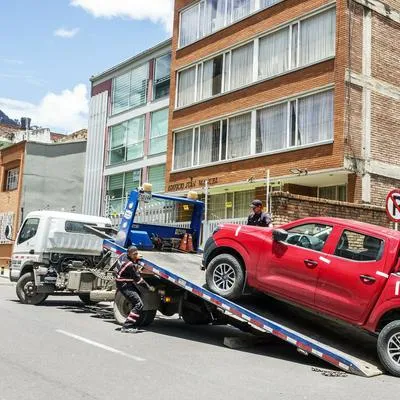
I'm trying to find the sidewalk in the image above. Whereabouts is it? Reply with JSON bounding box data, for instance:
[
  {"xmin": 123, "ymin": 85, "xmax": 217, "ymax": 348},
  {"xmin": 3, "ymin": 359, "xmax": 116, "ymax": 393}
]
[{"xmin": 0, "ymin": 268, "xmax": 14, "ymax": 286}]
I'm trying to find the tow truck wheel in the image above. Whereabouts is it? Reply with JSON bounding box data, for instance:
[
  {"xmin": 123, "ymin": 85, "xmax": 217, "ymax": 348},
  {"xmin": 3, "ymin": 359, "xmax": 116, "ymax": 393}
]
[
  {"xmin": 377, "ymin": 320, "xmax": 400, "ymax": 377},
  {"xmin": 16, "ymin": 272, "xmax": 48, "ymax": 305},
  {"xmin": 206, "ymin": 254, "xmax": 244, "ymax": 300},
  {"xmin": 113, "ymin": 291, "xmax": 156, "ymax": 327}
]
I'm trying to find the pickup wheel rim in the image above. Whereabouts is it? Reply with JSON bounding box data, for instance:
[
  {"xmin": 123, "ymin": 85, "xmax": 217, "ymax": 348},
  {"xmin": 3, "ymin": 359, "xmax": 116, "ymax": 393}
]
[
  {"xmin": 213, "ymin": 263, "xmax": 236, "ymax": 291},
  {"xmin": 387, "ymin": 333, "xmax": 400, "ymax": 366}
]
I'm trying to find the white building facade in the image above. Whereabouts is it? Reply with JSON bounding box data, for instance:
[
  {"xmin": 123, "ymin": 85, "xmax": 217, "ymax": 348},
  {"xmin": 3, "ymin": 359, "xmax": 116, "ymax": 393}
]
[{"xmin": 82, "ymin": 40, "xmax": 172, "ymax": 218}]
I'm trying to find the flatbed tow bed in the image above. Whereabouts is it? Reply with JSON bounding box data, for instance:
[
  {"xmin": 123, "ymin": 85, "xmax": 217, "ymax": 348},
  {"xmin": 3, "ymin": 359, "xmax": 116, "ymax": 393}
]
[{"xmin": 104, "ymin": 240, "xmax": 383, "ymax": 378}]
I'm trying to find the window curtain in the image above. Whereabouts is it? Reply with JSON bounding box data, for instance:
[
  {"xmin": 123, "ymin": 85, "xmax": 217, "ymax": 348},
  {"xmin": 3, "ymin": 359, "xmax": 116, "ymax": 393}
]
[
  {"xmin": 261, "ymin": 0, "xmax": 282, "ymax": 9},
  {"xmin": 231, "ymin": 0, "xmax": 253, "ymax": 22},
  {"xmin": 178, "ymin": 67, "xmax": 196, "ymax": 107},
  {"xmin": 174, "ymin": 129, "xmax": 193, "ymax": 169},
  {"xmin": 205, "ymin": 0, "xmax": 226, "ymax": 35},
  {"xmin": 258, "ymin": 27, "xmax": 289, "ymax": 79},
  {"xmin": 297, "ymin": 90, "xmax": 334, "ymax": 145},
  {"xmin": 199, "ymin": 123, "xmax": 214, "ymax": 165},
  {"xmin": 180, "ymin": 5, "xmax": 200, "ymax": 47},
  {"xmin": 256, "ymin": 102, "xmax": 288, "ymax": 153},
  {"xmin": 230, "ymin": 42, "xmax": 254, "ymax": 90},
  {"xmin": 227, "ymin": 113, "xmax": 251, "ymax": 159},
  {"xmin": 299, "ymin": 8, "xmax": 336, "ymax": 66},
  {"xmin": 125, "ymin": 170, "xmax": 141, "ymax": 194},
  {"xmin": 150, "ymin": 108, "xmax": 168, "ymax": 155}
]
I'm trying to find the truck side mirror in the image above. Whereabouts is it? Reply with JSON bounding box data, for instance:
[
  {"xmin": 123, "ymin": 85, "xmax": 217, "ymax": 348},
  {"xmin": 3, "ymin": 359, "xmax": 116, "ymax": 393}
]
[
  {"xmin": 272, "ymin": 229, "xmax": 288, "ymax": 242},
  {"xmin": 4, "ymin": 225, "xmax": 12, "ymax": 241}
]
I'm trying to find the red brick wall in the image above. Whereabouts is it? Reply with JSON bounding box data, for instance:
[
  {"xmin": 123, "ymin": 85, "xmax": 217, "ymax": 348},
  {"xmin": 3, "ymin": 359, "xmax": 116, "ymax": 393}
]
[
  {"xmin": 271, "ymin": 191, "xmax": 394, "ymax": 228},
  {"xmin": 91, "ymin": 79, "xmax": 112, "ymax": 97}
]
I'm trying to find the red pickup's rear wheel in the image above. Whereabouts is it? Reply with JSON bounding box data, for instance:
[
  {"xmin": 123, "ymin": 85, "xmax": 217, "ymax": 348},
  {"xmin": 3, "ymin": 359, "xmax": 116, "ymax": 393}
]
[
  {"xmin": 377, "ymin": 320, "xmax": 400, "ymax": 377},
  {"xmin": 206, "ymin": 254, "xmax": 244, "ymax": 300}
]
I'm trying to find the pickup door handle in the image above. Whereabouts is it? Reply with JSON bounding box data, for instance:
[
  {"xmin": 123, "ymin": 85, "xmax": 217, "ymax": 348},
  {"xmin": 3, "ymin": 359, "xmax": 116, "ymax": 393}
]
[
  {"xmin": 360, "ymin": 274, "xmax": 376, "ymax": 284},
  {"xmin": 304, "ymin": 259, "xmax": 318, "ymax": 268}
]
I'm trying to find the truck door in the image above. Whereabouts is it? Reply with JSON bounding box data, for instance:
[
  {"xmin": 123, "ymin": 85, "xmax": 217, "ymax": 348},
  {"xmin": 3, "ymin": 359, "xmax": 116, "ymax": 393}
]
[
  {"xmin": 257, "ymin": 222, "xmax": 333, "ymax": 307},
  {"xmin": 315, "ymin": 229, "xmax": 389, "ymax": 324},
  {"xmin": 14, "ymin": 218, "xmax": 40, "ymax": 255}
]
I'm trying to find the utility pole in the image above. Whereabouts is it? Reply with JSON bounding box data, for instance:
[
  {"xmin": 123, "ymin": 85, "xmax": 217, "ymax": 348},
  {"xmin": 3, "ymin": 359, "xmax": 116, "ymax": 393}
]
[{"xmin": 265, "ymin": 169, "xmax": 270, "ymax": 213}]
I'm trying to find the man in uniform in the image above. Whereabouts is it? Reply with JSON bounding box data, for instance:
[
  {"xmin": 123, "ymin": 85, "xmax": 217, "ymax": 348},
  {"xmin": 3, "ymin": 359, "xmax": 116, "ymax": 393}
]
[
  {"xmin": 115, "ymin": 245, "xmax": 154, "ymax": 333},
  {"xmin": 247, "ymin": 199, "xmax": 272, "ymax": 227}
]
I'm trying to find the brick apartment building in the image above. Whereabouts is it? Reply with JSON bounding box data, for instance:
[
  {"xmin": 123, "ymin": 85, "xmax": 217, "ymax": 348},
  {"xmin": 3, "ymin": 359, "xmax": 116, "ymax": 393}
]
[
  {"xmin": 166, "ymin": 0, "xmax": 400, "ymax": 223},
  {"xmin": 82, "ymin": 40, "xmax": 172, "ymax": 218}
]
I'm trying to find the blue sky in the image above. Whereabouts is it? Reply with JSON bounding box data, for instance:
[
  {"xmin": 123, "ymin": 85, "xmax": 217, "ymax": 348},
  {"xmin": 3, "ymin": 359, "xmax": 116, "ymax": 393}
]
[{"xmin": 0, "ymin": 0, "xmax": 173, "ymax": 133}]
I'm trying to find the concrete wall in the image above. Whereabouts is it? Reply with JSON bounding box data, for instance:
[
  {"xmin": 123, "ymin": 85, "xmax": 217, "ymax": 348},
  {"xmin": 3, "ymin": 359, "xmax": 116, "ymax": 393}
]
[{"xmin": 22, "ymin": 141, "xmax": 86, "ymax": 217}]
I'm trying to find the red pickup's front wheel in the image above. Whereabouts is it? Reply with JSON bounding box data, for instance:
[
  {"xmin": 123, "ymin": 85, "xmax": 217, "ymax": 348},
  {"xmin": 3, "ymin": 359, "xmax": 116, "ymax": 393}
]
[
  {"xmin": 205, "ymin": 254, "xmax": 244, "ymax": 300},
  {"xmin": 377, "ymin": 320, "xmax": 400, "ymax": 377}
]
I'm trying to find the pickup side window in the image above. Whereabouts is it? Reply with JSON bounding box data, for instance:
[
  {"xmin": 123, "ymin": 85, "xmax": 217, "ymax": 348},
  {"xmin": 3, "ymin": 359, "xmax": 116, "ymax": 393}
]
[
  {"xmin": 285, "ymin": 223, "xmax": 333, "ymax": 252},
  {"xmin": 17, "ymin": 218, "xmax": 40, "ymax": 244},
  {"xmin": 334, "ymin": 230, "xmax": 384, "ymax": 261}
]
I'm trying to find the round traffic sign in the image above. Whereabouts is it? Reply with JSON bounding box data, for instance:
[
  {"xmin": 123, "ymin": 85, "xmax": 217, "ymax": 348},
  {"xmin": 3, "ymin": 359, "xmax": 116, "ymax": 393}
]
[{"xmin": 386, "ymin": 189, "xmax": 400, "ymax": 223}]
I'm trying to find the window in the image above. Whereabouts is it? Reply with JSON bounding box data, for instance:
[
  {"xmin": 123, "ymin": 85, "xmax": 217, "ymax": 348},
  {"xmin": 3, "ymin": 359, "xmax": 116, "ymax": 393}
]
[
  {"xmin": 65, "ymin": 221, "xmax": 95, "ymax": 234},
  {"xmin": 176, "ymin": 8, "xmax": 336, "ymax": 108},
  {"xmin": 299, "ymin": 8, "xmax": 336, "ymax": 67},
  {"xmin": 174, "ymin": 129, "xmax": 193, "ymax": 170},
  {"xmin": 228, "ymin": 42, "xmax": 254, "ymax": 91},
  {"xmin": 173, "ymin": 89, "xmax": 333, "ymax": 170},
  {"xmin": 112, "ymin": 63, "xmax": 149, "ymax": 114},
  {"xmin": 177, "ymin": 66, "xmax": 196, "ymax": 107},
  {"xmin": 201, "ymin": 55, "xmax": 224, "ymax": 99},
  {"xmin": 5, "ymin": 168, "xmax": 19, "ymax": 191},
  {"xmin": 290, "ymin": 90, "xmax": 334, "ymax": 147},
  {"xmin": 109, "ymin": 116, "xmax": 145, "ymax": 165},
  {"xmin": 150, "ymin": 109, "xmax": 168, "ymax": 155},
  {"xmin": 179, "ymin": 0, "xmax": 280, "ymax": 48},
  {"xmin": 148, "ymin": 164, "xmax": 166, "ymax": 193},
  {"xmin": 17, "ymin": 218, "xmax": 39, "ymax": 244},
  {"xmin": 107, "ymin": 170, "xmax": 141, "ymax": 215},
  {"xmin": 258, "ymin": 27, "xmax": 289, "ymax": 79},
  {"xmin": 285, "ymin": 223, "xmax": 332, "ymax": 251},
  {"xmin": 319, "ymin": 185, "xmax": 347, "ymax": 201},
  {"xmin": 334, "ymin": 230, "xmax": 384, "ymax": 262},
  {"xmin": 154, "ymin": 53, "xmax": 171, "ymax": 100},
  {"xmin": 256, "ymin": 102, "xmax": 287, "ymax": 153},
  {"xmin": 207, "ymin": 189, "xmax": 254, "ymax": 220},
  {"xmin": 227, "ymin": 113, "xmax": 251, "ymax": 159}
]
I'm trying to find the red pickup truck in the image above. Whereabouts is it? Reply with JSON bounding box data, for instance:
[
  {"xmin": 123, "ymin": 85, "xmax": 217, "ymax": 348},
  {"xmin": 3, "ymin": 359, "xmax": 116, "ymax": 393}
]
[{"xmin": 202, "ymin": 217, "xmax": 400, "ymax": 376}]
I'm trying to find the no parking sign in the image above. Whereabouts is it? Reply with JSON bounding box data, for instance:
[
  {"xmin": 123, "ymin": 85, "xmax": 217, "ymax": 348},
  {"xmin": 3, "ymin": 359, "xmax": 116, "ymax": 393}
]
[{"xmin": 386, "ymin": 189, "xmax": 400, "ymax": 223}]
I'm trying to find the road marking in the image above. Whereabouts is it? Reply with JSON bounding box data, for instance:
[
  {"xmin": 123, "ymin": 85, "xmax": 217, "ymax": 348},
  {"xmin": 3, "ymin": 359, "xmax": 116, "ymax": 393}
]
[
  {"xmin": 56, "ymin": 330, "xmax": 145, "ymax": 362},
  {"xmin": 395, "ymin": 281, "xmax": 400, "ymax": 296},
  {"xmin": 376, "ymin": 271, "xmax": 389, "ymax": 278},
  {"xmin": 235, "ymin": 226, "xmax": 242, "ymax": 237}
]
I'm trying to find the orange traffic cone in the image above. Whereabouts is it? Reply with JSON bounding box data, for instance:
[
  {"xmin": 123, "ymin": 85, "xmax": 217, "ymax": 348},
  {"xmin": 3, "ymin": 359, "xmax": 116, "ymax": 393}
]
[
  {"xmin": 186, "ymin": 234, "xmax": 194, "ymax": 253},
  {"xmin": 179, "ymin": 233, "xmax": 188, "ymax": 252}
]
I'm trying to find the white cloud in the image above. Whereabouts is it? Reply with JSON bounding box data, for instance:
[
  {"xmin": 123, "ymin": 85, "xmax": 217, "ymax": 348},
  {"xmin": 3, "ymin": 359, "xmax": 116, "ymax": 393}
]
[
  {"xmin": 54, "ymin": 27, "xmax": 80, "ymax": 38},
  {"xmin": 0, "ymin": 84, "xmax": 89, "ymax": 133},
  {"xmin": 71, "ymin": 0, "xmax": 173, "ymax": 32}
]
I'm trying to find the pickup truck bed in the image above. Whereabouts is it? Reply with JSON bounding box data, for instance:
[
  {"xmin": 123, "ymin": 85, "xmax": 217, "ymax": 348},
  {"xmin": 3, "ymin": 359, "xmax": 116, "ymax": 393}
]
[{"xmin": 140, "ymin": 250, "xmax": 383, "ymax": 377}]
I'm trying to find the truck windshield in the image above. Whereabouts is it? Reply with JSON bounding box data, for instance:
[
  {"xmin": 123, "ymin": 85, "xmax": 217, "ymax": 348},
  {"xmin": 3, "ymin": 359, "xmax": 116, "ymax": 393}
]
[{"xmin": 17, "ymin": 218, "xmax": 40, "ymax": 244}]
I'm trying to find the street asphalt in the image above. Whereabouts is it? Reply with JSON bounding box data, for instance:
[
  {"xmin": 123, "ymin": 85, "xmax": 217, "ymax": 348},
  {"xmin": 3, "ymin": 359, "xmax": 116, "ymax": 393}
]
[{"xmin": 0, "ymin": 281, "xmax": 397, "ymax": 400}]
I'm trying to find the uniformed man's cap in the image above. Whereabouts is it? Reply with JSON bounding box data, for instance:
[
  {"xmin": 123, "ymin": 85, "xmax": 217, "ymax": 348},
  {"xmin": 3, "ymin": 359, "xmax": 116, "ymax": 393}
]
[{"xmin": 250, "ymin": 199, "xmax": 263, "ymax": 207}]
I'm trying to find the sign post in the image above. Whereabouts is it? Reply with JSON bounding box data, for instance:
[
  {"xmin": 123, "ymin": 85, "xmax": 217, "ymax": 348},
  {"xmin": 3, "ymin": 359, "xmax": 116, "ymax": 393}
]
[{"xmin": 385, "ymin": 189, "xmax": 400, "ymax": 230}]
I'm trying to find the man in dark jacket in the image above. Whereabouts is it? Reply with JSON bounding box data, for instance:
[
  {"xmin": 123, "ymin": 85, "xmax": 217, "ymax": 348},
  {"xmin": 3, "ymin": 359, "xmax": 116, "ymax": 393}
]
[
  {"xmin": 115, "ymin": 245, "xmax": 154, "ymax": 333},
  {"xmin": 247, "ymin": 199, "xmax": 272, "ymax": 227}
]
